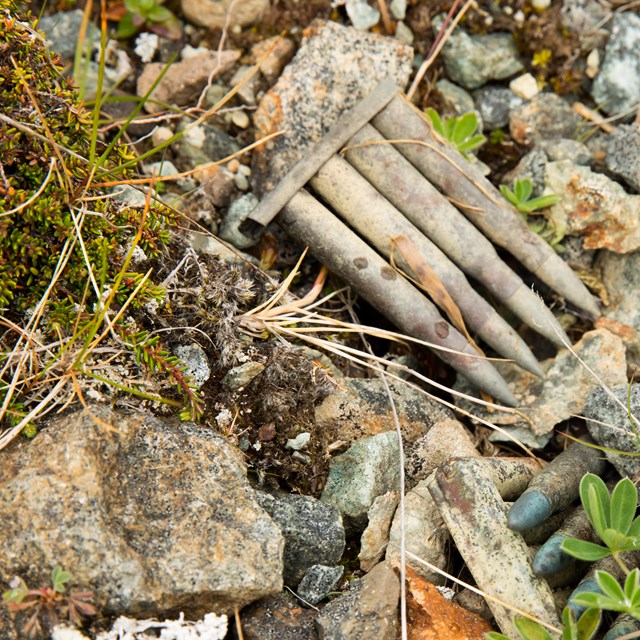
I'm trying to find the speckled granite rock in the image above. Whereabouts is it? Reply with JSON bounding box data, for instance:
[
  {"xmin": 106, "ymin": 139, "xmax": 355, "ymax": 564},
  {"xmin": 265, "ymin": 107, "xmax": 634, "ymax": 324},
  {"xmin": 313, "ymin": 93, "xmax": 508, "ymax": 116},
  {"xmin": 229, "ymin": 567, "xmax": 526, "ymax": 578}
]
[
  {"xmin": 0, "ymin": 407, "xmax": 284, "ymax": 616},
  {"xmin": 591, "ymin": 12, "xmax": 640, "ymax": 116},
  {"xmin": 252, "ymin": 19, "xmax": 413, "ymax": 193},
  {"xmin": 510, "ymin": 94, "xmax": 581, "ymax": 145}
]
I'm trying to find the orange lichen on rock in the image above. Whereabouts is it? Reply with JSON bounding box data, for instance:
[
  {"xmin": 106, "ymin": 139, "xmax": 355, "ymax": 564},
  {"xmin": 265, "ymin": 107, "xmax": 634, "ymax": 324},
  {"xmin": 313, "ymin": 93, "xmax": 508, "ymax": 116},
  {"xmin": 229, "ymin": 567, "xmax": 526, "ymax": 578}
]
[{"xmin": 405, "ymin": 567, "xmax": 494, "ymax": 640}]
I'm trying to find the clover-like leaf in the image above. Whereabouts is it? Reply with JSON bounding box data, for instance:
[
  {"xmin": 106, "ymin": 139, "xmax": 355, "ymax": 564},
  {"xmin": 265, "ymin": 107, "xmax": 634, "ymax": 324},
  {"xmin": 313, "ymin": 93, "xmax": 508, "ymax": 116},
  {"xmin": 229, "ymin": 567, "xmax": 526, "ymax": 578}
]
[
  {"xmin": 452, "ymin": 112, "xmax": 478, "ymax": 145},
  {"xmin": 580, "ymin": 473, "xmax": 610, "ymax": 540},
  {"xmin": 561, "ymin": 538, "xmax": 610, "ymax": 562},
  {"xmin": 52, "ymin": 566, "xmax": 71, "ymax": 593},
  {"xmin": 610, "ymin": 477, "xmax": 638, "ymax": 535},
  {"xmin": 514, "ymin": 178, "xmax": 533, "ymax": 203},
  {"xmin": 513, "ymin": 616, "xmax": 554, "ymax": 640},
  {"xmin": 2, "ymin": 578, "xmax": 28, "ymax": 604}
]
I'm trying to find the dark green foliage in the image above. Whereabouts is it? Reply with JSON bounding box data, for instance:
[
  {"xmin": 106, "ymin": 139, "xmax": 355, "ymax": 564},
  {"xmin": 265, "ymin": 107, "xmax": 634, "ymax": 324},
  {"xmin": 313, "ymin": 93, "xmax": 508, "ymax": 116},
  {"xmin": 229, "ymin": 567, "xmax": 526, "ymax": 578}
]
[{"xmin": 0, "ymin": 0, "xmax": 172, "ymax": 315}]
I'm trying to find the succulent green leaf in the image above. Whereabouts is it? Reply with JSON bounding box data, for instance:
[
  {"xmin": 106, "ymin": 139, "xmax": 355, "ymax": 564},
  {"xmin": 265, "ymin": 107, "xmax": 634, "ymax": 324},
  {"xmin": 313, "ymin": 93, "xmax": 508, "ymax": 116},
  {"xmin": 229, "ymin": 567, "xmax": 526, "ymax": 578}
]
[
  {"xmin": 514, "ymin": 179, "xmax": 533, "ymax": 203},
  {"xmin": 571, "ymin": 591, "xmax": 624, "ymax": 612},
  {"xmin": 580, "ymin": 473, "xmax": 610, "ymax": 539},
  {"xmin": 627, "ymin": 516, "xmax": 640, "ymax": 540},
  {"xmin": 425, "ymin": 108, "xmax": 445, "ymax": 136},
  {"xmin": 561, "ymin": 538, "xmax": 611, "ymax": 561},
  {"xmin": 595, "ymin": 570, "xmax": 626, "ymax": 602},
  {"xmin": 457, "ymin": 134, "xmax": 487, "ymax": 154},
  {"xmin": 500, "ymin": 185, "xmax": 519, "ymax": 207},
  {"xmin": 117, "ymin": 12, "xmax": 139, "ymax": 38},
  {"xmin": 513, "ymin": 616, "xmax": 554, "ymax": 640},
  {"xmin": 485, "ymin": 633, "xmax": 513, "ymax": 640},
  {"xmin": 574, "ymin": 608, "xmax": 600, "ymax": 640},
  {"xmin": 452, "ymin": 112, "xmax": 478, "ymax": 144},
  {"xmin": 147, "ymin": 5, "xmax": 172, "ymax": 22},
  {"xmin": 624, "ymin": 568, "xmax": 640, "ymax": 599},
  {"xmin": 610, "ymin": 478, "xmax": 638, "ymax": 535},
  {"xmin": 600, "ymin": 529, "xmax": 636, "ymax": 553}
]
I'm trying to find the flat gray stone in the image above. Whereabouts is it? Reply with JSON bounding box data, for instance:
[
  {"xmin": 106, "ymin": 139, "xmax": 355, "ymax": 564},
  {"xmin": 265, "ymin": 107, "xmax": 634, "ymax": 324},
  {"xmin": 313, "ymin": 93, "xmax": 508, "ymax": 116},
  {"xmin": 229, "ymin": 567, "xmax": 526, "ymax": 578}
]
[
  {"xmin": 473, "ymin": 85, "xmax": 524, "ymax": 130},
  {"xmin": 321, "ymin": 431, "xmax": 401, "ymax": 532},
  {"xmin": 591, "ymin": 13, "xmax": 640, "ymax": 116},
  {"xmin": 583, "ymin": 385, "xmax": 640, "ymax": 477},
  {"xmin": 0, "ymin": 407, "xmax": 283, "ymax": 616},
  {"xmin": 358, "ymin": 491, "xmax": 399, "ymax": 572},
  {"xmin": 315, "ymin": 562, "xmax": 399, "ymax": 640},
  {"xmin": 253, "ymin": 19, "xmax": 413, "ymax": 192},
  {"xmin": 39, "ymin": 10, "xmax": 100, "ymax": 61},
  {"xmin": 432, "ymin": 15, "xmax": 523, "ymax": 90},
  {"xmin": 510, "ymin": 94, "xmax": 581, "ymax": 145},
  {"xmin": 297, "ymin": 565, "xmax": 344, "ymax": 605},
  {"xmin": 256, "ymin": 491, "xmax": 345, "ymax": 586}
]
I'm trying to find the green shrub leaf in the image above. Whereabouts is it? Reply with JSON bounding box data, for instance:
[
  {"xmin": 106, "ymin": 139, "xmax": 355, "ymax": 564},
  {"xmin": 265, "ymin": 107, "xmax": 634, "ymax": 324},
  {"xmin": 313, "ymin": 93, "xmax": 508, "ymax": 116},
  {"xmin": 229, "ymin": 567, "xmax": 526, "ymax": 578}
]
[
  {"xmin": 580, "ymin": 473, "xmax": 610, "ymax": 539},
  {"xmin": 513, "ymin": 616, "xmax": 554, "ymax": 640}
]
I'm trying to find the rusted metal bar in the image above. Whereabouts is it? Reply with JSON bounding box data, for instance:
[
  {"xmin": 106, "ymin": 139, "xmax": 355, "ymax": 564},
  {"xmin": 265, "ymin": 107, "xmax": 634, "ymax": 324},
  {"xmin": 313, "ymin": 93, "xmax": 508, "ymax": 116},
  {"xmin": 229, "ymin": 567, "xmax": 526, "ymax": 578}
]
[
  {"xmin": 244, "ymin": 76, "xmax": 399, "ymax": 235},
  {"xmin": 343, "ymin": 124, "xmax": 571, "ymax": 347},
  {"xmin": 372, "ymin": 95, "xmax": 600, "ymax": 317},
  {"xmin": 280, "ymin": 189, "xmax": 518, "ymax": 406},
  {"xmin": 431, "ymin": 457, "xmax": 560, "ymax": 636}
]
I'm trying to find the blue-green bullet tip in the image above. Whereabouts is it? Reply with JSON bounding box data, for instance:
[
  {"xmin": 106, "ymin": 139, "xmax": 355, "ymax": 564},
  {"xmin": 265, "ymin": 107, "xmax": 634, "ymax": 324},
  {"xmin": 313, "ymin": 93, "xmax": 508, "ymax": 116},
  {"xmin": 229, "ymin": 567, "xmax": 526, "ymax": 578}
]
[{"xmin": 507, "ymin": 490, "xmax": 551, "ymax": 531}]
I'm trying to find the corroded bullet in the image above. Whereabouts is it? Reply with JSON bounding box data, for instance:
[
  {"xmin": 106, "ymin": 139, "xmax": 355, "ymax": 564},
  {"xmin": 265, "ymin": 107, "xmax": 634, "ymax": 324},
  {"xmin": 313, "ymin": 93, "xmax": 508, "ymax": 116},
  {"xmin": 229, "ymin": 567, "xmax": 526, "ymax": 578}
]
[
  {"xmin": 430, "ymin": 457, "xmax": 559, "ymax": 636},
  {"xmin": 309, "ymin": 154, "xmax": 544, "ymax": 376},
  {"xmin": 344, "ymin": 124, "xmax": 569, "ymax": 350},
  {"xmin": 533, "ymin": 506, "xmax": 595, "ymax": 578},
  {"xmin": 603, "ymin": 613, "xmax": 640, "ymax": 640},
  {"xmin": 281, "ymin": 190, "xmax": 518, "ymax": 405},
  {"xmin": 507, "ymin": 440, "xmax": 607, "ymax": 531},
  {"xmin": 372, "ymin": 95, "xmax": 600, "ymax": 317}
]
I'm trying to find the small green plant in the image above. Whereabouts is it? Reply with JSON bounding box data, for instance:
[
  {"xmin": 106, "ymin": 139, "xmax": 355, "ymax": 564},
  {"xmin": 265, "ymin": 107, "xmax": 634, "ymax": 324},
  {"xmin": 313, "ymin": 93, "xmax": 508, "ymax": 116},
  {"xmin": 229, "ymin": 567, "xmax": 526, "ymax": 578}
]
[
  {"xmin": 486, "ymin": 474, "xmax": 640, "ymax": 640},
  {"xmin": 425, "ymin": 108, "xmax": 487, "ymax": 158},
  {"xmin": 487, "ymin": 606, "xmax": 601, "ymax": 640},
  {"xmin": 500, "ymin": 179, "xmax": 565, "ymax": 251},
  {"xmin": 500, "ymin": 179, "xmax": 560, "ymax": 214},
  {"xmin": 2, "ymin": 566, "xmax": 96, "ymax": 638},
  {"xmin": 117, "ymin": 0, "xmax": 182, "ymax": 39}
]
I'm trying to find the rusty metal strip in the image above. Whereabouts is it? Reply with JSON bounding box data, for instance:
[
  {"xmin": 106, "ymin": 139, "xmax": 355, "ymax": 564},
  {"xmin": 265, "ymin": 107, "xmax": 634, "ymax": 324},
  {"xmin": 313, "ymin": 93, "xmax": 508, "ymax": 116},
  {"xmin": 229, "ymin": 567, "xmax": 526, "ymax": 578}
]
[{"xmin": 243, "ymin": 76, "xmax": 399, "ymax": 234}]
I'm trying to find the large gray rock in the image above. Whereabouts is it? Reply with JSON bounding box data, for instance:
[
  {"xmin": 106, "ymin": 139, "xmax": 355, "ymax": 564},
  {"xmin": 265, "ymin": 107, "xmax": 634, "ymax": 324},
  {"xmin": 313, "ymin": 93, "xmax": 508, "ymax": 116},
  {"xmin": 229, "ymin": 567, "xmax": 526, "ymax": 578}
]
[
  {"xmin": 253, "ymin": 19, "xmax": 413, "ymax": 192},
  {"xmin": 583, "ymin": 385, "xmax": 640, "ymax": 477},
  {"xmin": 315, "ymin": 562, "xmax": 399, "ymax": 640},
  {"xmin": 321, "ymin": 431, "xmax": 401, "ymax": 532},
  {"xmin": 432, "ymin": 15, "xmax": 523, "ymax": 90},
  {"xmin": 0, "ymin": 407, "xmax": 284, "ymax": 616},
  {"xmin": 603, "ymin": 124, "xmax": 640, "ymax": 193},
  {"xmin": 255, "ymin": 491, "xmax": 345, "ymax": 586},
  {"xmin": 591, "ymin": 12, "xmax": 640, "ymax": 116},
  {"xmin": 315, "ymin": 377, "xmax": 453, "ymax": 447}
]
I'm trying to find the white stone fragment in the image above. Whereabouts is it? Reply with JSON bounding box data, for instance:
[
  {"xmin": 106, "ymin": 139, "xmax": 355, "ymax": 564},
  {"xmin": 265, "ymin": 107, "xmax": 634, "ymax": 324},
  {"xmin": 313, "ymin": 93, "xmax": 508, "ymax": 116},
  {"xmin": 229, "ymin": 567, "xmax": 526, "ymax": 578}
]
[
  {"xmin": 345, "ymin": 0, "xmax": 380, "ymax": 30},
  {"xmin": 134, "ymin": 32, "xmax": 159, "ymax": 63},
  {"xmin": 509, "ymin": 73, "xmax": 540, "ymax": 100}
]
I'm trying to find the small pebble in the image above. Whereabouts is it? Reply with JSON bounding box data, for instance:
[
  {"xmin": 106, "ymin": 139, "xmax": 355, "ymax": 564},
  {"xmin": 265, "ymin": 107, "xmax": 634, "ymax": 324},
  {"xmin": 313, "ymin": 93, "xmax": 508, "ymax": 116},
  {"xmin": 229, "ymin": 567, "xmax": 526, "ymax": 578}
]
[
  {"xmin": 586, "ymin": 49, "xmax": 600, "ymax": 79},
  {"xmin": 229, "ymin": 110, "xmax": 250, "ymax": 129},
  {"xmin": 531, "ymin": 0, "xmax": 551, "ymax": 9},
  {"xmin": 292, "ymin": 451, "xmax": 311, "ymax": 465},
  {"xmin": 286, "ymin": 432, "xmax": 311, "ymax": 451},
  {"xmin": 151, "ymin": 126, "xmax": 174, "ymax": 147},
  {"xmin": 510, "ymin": 73, "xmax": 540, "ymax": 100},
  {"xmin": 233, "ymin": 173, "xmax": 250, "ymax": 191}
]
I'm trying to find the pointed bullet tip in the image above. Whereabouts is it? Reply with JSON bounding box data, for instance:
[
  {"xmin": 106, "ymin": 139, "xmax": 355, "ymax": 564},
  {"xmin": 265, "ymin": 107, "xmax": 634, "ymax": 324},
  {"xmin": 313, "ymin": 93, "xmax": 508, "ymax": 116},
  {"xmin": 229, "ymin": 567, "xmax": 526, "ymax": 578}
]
[
  {"xmin": 532, "ymin": 534, "xmax": 570, "ymax": 576},
  {"xmin": 507, "ymin": 490, "xmax": 551, "ymax": 531}
]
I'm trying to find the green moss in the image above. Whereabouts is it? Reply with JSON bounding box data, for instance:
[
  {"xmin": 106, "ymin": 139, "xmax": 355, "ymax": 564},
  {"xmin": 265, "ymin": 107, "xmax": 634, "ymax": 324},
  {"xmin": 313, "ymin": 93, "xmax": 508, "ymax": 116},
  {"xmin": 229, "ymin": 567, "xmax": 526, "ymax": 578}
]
[{"xmin": 0, "ymin": 0, "xmax": 173, "ymax": 316}]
